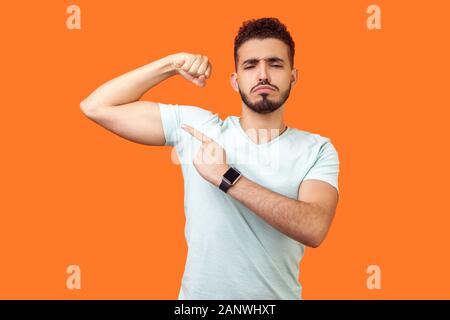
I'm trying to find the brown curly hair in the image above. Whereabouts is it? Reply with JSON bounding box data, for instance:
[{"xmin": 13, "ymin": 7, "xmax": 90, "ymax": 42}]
[{"xmin": 234, "ymin": 17, "xmax": 295, "ymax": 71}]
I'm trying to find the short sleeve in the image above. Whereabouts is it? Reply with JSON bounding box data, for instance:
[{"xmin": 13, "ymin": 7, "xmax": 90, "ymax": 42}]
[
  {"xmin": 158, "ymin": 102, "xmax": 217, "ymax": 147},
  {"xmin": 302, "ymin": 139, "xmax": 340, "ymax": 193}
]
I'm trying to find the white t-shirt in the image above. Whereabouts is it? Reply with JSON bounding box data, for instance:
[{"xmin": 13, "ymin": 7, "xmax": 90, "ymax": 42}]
[{"xmin": 158, "ymin": 102, "xmax": 340, "ymax": 300}]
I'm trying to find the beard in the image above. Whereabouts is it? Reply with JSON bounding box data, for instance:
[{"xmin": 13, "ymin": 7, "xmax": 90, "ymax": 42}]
[{"xmin": 239, "ymin": 84, "xmax": 292, "ymax": 114}]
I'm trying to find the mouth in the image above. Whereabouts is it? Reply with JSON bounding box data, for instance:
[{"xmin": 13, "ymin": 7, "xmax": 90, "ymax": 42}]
[{"xmin": 253, "ymin": 86, "xmax": 276, "ymax": 94}]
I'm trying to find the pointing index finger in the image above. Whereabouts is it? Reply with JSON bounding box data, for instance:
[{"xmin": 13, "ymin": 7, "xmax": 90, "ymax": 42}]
[{"xmin": 181, "ymin": 124, "xmax": 212, "ymax": 142}]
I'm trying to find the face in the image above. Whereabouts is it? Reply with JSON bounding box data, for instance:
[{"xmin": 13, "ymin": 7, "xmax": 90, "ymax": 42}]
[{"xmin": 231, "ymin": 38, "xmax": 298, "ymax": 114}]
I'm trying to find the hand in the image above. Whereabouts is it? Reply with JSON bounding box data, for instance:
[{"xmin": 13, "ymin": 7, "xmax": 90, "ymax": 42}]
[
  {"xmin": 170, "ymin": 52, "xmax": 212, "ymax": 87},
  {"xmin": 181, "ymin": 123, "xmax": 229, "ymax": 187}
]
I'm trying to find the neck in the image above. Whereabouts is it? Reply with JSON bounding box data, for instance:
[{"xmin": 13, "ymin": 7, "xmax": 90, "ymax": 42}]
[{"xmin": 239, "ymin": 104, "xmax": 288, "ymax": 144}]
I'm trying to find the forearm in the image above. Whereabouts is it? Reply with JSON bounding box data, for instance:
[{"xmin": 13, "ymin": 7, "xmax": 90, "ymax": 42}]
[
  {"xmin": 227, "ymin": 176, "xmax": 327, "ymax": 247},
  {"xmin": 81, "ymin": 55, "xmax": 176, "ymax": 107}
]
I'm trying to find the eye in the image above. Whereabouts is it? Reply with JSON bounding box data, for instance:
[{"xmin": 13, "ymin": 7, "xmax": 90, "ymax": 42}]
[{"xmin": 244, "ymin": 65, "xmax": 282, "ymax": 69}]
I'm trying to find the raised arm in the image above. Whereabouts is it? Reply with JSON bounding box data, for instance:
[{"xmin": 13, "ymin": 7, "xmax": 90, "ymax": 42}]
[{"xmin": 80, "ymin": 53, "xmax": 212, "ymax": 146}]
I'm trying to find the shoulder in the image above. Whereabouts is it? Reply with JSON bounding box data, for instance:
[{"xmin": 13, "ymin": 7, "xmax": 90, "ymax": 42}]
[
  {"xmin": 158, "ymin": 102, "xmax": 221, "ymax": 128},
  {"xmin": 288, "ymin": 128, "xmax": 339, "ymax": 162},
  {"xmin": 289, "ymin": 127, "xmax": 333, "ymax": 146}
]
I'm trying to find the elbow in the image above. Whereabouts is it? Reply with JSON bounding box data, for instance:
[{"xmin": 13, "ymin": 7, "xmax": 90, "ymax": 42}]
[
  {"xmin": 308, "ymin": 237, "xmax": 323, "ymax": 249},
  {"xmin": 80, "ymin": 100, "xmax": 90, "ymax": 115},
  {"xmin": 304, "ymin": 232, "xmax": 326, "ymax": 249},
  {"xmin": 80, "ymin": 100, "xmax": 99, "ymax": 118}
]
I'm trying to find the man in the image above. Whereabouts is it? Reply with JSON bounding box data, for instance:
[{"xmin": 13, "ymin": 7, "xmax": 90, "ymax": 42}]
[{"xmin": 80, "ymin": 17, "xmax": 340, "ymax": 300}]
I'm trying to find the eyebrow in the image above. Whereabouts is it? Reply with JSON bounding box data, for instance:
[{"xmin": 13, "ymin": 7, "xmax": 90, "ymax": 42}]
[{"xmin": 242, "ymin": 57, "xmax": 285, "ymax": 66}]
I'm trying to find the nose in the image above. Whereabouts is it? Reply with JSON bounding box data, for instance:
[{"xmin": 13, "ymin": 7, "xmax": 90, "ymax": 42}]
[{"xmin": 257, "ymin": 63, "xmax": 270, "ymax": 84}]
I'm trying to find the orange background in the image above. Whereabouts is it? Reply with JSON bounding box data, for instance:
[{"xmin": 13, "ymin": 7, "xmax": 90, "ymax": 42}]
[{"xmin": 1, "ymin": 0, "xmax": 449, "ymax": 299}]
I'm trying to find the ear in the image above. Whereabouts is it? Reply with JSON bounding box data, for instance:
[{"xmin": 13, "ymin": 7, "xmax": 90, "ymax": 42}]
[
  {"xmin": 290, "ymin": 68, "xmax": 299, "ymax": 86},
  {"xmin": 230, "ymin": 72, "xmax": 239, "ymax": 93}
]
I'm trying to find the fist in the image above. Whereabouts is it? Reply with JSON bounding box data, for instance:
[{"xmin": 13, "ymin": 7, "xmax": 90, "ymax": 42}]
[{"xmin": 171, "ymin": 53, "xmax": 212, "ymax": 87}]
